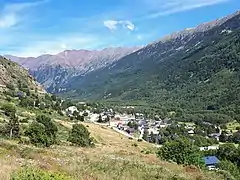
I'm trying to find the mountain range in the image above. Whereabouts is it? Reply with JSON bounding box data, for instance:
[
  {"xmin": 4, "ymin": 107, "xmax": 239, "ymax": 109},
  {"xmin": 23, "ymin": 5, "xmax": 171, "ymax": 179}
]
[
  {"xmin": 59, "ymin": 11, "xmax": 240, "ymax": 98},
  {"xmin": 5, "ymin": 11, "xmax": 240, "ymax": 118},
  {"xmin": 6, "ymin": 47, "xmax": 138, "ymax": 92}
]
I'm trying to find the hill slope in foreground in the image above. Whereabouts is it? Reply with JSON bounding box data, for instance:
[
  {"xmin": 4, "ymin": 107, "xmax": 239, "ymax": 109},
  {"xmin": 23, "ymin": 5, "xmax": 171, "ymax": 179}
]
[
  {"xmin": 0, "ymin": 56, "xmax": 45, "ymax": 94},
  {"xmin": 1, "ymin": 120, "xmax": 222, "ymax": 180}
]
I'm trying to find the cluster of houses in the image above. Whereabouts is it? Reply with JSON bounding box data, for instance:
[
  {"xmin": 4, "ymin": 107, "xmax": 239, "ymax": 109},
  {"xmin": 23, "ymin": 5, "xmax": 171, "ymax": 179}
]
[{"xmin": 64, "ymin": 104, "xmax": 222, "ymax": 170}]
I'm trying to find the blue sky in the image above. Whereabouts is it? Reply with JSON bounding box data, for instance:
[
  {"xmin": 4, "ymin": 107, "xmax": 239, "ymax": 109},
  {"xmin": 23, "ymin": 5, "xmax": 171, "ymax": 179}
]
[{"xmin": 0, "ymin": 0, "xmax": 239, "ymax": 57}]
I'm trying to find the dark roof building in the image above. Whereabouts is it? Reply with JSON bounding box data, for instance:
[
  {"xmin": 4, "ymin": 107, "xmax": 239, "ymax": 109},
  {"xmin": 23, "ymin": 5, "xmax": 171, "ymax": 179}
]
[{"xmin": 203, "ymin": 156, "xmax": 220, "ymax": 170}]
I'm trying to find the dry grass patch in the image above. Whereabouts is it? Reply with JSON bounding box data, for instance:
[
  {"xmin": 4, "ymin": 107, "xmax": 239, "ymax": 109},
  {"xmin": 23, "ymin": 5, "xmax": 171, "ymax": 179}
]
[{"xmin": 0, "ymin": 120, "xmax": 225, "ymax": 180}]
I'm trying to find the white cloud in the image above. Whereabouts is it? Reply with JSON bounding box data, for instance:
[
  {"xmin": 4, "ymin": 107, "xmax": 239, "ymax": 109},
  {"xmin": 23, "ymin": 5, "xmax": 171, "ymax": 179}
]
[
  {"xmin": 103, "ymin": 20, "xmax": 118, "ymax": 30},
  {"xmin": 0, "ymin": 14, "xmax": 17, "ymax": 28},
  {"xmin": 6, "ymin": 34, "xmax": 100, "ymax": 57},
  {"xmin": 103, "ymin": 20, "xmax": 135, "ymax": 31},
  {"xmin": 0, "ymin": 0, "xmax": 49, "ymax": 28},
  {"xmin": 142, "ymin": 0, "xmax": 230, "ymax": 18},
  {"xmin": 124, "ymin": 21, "xmax": 135, "ymax": 31}
]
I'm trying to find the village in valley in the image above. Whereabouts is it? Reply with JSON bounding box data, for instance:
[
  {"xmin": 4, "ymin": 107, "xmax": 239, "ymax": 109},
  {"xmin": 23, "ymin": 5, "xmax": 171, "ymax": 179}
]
[{"xmin": 64, "ymin": 102, "xmax": 240, "ymax": 171}]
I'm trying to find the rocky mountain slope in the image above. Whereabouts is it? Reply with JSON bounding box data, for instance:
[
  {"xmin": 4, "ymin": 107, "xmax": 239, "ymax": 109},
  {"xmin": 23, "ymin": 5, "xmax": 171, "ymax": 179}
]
[
  {"xmin": 6, "ymin": 47, "xmax": 138, "ymax": 92},
  {"xmin": 59, "ymin": 11, "xmax": 240, "ymax": 117},
  {"xmin": 0, "ymin": 56, "xmax": 45, "ymax": 94}
]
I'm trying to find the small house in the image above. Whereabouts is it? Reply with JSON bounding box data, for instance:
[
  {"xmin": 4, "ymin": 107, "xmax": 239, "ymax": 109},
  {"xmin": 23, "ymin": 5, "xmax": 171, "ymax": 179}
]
[
  {"xmin": 188, "ymin": 130, "xmax": 195, "ymax": 136},
  {"xmin": 203, "ymin": 156, "xmax": 220, "ymax": 170},
  {"xmin": 66, "ymin": 106, "xmax": 79, "ymax": 116},
  {"xmin": 200, "ymin": 145, "xmax": 219, "ymax": 151}
]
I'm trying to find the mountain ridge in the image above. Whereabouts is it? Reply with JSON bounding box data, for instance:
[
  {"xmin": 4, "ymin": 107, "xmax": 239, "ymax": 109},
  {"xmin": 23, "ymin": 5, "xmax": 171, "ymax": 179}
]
[
  {"xmin": 57, "ymin": 10, "xmax": 240, "ymax": 117},
  {"xmin": 6, "ymin": 47, "xmax": 139, "ymax": 92},
  {"xmin": 5, "ymin": 10, "xmax": 240, "ymax": 100}
]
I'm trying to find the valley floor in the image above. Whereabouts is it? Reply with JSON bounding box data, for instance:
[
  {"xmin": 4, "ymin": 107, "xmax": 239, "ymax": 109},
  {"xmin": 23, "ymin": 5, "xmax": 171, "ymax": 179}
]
[{"xmin": 0, "ymin": 120, "xmax": 223, "ymax": 180}]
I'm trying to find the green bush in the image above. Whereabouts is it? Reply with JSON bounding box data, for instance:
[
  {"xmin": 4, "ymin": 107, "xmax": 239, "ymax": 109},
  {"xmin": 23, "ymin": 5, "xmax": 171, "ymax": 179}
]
[
  {"xmin": 132, "ymin": 143, "xmax": 138, "ymax": 147},
  {"xmin": 217, "ymin": 160, "xmax": 240, "ymax": 179},
  {"xmin": 157, "ymin": 138, "xmax": 204, "ymax": 167},
  {"xmin": 6, "ymin": 83, "xmax": 15, "ymax": 90},
  {"xmin": 68, "ymin": 124, "xmax": 94, "ymax": 147},
  {"xmin": 11, "ymin": 167, "xmax": 73, "ymax": 180},
  {"xmin": 76, "ymin": 115, "xmax": 84, "ymax": 121},
  {"xmin": 25, "ymin": 115, "xmax": 58, "ymax": 147},
  {"xmin": 0, "ymin": 124, "xmax": 7, "ymax": 137},
  {"xmin": 19, "ymin": 97, "xmax": 35, "ymax": 108},
  {"xmin": 25, "ymin": 121, "xmax": 49, "ymax": 146},
  {"xmin": 1, "ymin": 103, "xmax": 16, "ymax": 117}
]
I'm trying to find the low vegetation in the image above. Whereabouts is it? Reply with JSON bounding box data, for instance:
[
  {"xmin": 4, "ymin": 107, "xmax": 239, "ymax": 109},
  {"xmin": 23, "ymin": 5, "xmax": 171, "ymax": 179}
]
[
  {"xmin": 11, "ymin": 167, "xmax": 73, "ymax": 180},
  {"xmin": 157, "ymin": 138, "xmax": 204, "ymax": 167},
  {"xmin": 0, "ymin": 122, "xmax": 223, "ymax": 180},
  {"xmin": 68, "ymin": 124, "xmax": 94, "ymax": 147},
  {"xmin": 25, "ymin": 115, "xmax": 58, "ymax": 147}
]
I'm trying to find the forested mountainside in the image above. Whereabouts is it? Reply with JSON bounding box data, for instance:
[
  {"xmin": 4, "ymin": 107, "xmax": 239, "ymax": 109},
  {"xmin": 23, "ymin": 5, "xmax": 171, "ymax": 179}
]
[
  {"xmin": 0, "ymin": 56, "xmax": 45, "ymax": 94},
  {"xmin": 60, "ymin": 11, "xmax": 240, "ymax": 122},
  {"xmin": 6, "ymin": 47, "xmax": 138, "ymax": 92}
]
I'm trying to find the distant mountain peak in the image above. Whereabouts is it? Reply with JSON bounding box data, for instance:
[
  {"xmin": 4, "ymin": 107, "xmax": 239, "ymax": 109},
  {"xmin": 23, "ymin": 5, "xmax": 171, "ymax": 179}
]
[
  {"xmin": 6, "ymin": 46, "xmax": 139, "ymax": 91},
  {"xmin": 154, "ymin": 10, "xmax": 240, "ymax": 44}
]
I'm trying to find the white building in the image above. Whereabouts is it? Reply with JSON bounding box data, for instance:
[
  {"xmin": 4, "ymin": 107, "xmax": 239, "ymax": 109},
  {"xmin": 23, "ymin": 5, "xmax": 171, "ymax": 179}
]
[
  {"xmin": 148, "ymin": 128, "xmax": 159, "ymax": 135},
  {"xmin": 66, "ymin": 106, "xmax": 79, "ymax": 115},
  {"xmin": 200, "ymin": 145, "xmax": 219, "ymax": 151}
]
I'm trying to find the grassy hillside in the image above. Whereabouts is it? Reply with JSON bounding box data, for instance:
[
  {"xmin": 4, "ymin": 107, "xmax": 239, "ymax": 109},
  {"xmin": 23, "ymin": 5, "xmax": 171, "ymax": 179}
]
[
  {"xmin": 0, "ymin": 121, "xmax": 223, "ymax": 180},
  {"xmin": 0, "ymin": 56, "xmax": 45, "ymax": 94}
]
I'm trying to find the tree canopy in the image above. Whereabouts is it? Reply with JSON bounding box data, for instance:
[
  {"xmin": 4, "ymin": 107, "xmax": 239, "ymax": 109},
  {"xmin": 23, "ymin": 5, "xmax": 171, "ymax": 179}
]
[{"xmin": 157, "ymin": 138, "xmax": 204, "ymax": 167}]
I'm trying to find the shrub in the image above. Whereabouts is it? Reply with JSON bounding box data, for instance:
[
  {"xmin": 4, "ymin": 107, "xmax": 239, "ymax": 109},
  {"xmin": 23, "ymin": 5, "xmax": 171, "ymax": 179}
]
[
  {"xmin": 132, "ymin": 143, "xmax": 138, "ymax": 147},
  {"xmin": 36, "ymin": 115, "xmax": 58, "ymax": 142},
  {"xmin": 217, "ymin": 160, "xmax": 240, "ymax": 179},
  {"xmin": 25, "ymin": 121, "xmax": 49, "ymax": 147},
  {"xmin": 0, "ymin": 124, "xmax": 7, "ymax": 137},
  {"xmin": 11, "ymin": 167, "xmax": 73, "ymax": 180},
  {"xmin": 58, "ymin": 110, "xmax": 64, "ymax": 116},
  {"xmin": 1, "ymin": 103, "xmax": 16, "ymax": 117},
  {"xmin": 25, "ymin": 115, "xmax": 58, "ymax": 147},
  {"xmin": 6, "ymin": 83, "xmax": 15, "ymax": 90},
  {"xmin": 76, "ymin": 115, "xmax": 84, "ymax": 121},
  {"xmin": 6, "ymin": 96, "xmax": 12, "ymax": 102},
  {"xmin": 68, "ymin": 124, "xmax": 94, "ymax": 147},
  {"xmin": 5, "ymin": 90, "xmax": 15, "ymax": 97},
  {"xmin": 157, "ymin": 138, "xmax": 204, "ymax": 167},
  {"xmin": 19, "ymin": 97, "xmax": 35, "ymax": 108}
]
